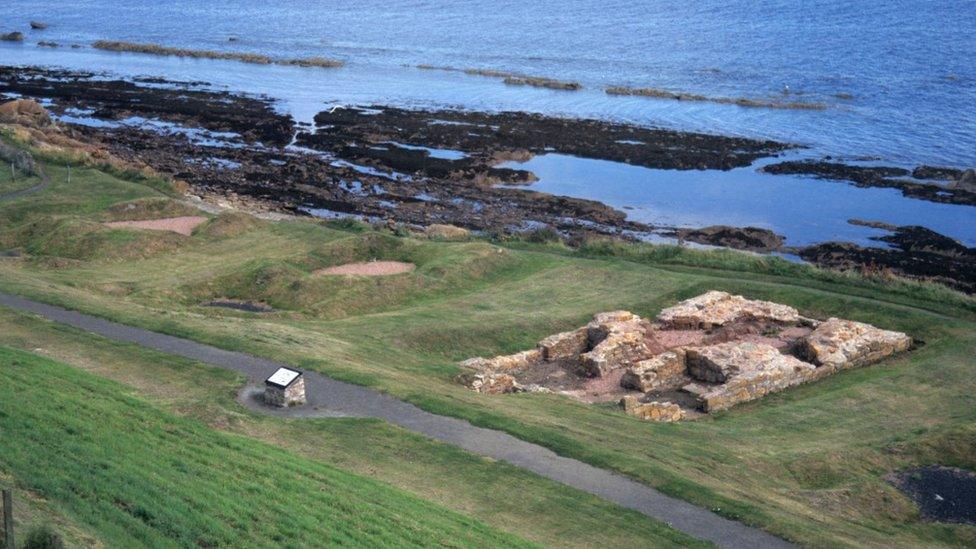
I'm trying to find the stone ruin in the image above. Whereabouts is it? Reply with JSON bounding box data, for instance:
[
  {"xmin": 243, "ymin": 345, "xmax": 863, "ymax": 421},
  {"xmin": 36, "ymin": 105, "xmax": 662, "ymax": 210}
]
[{"xmin": 456, "ymin": 291, "xmax": 912, "ymax": 421}]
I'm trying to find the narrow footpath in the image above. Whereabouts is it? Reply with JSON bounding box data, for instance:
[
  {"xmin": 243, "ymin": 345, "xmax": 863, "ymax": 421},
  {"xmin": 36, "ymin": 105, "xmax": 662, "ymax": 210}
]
[{"xmin": 0, "ymin": 291, "xmax": 794, "ymax": 548}]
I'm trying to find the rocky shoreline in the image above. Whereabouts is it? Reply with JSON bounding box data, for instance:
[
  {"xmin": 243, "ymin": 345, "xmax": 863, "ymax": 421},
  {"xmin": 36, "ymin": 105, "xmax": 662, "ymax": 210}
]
[
  {"xmin": 761, "ymin": 160, "xmax": 976, "ymax": 206},
  {"xmin": 1, "ymin": 65, "xmax": 973, "ymax": 292}
]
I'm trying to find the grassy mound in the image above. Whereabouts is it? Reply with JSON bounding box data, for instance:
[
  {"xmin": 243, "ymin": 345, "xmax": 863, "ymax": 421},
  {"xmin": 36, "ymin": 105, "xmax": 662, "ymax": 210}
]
[
  {"xmin": 193, "ymin": 211, "xmax": 265, "ymax": 238},
  {"xmin": 100, "ymin": 197, "xmax": 200, "ymax": 222},
  {"xmin": 2, "ymin": 139, "xmax": 975, "ymax": 546},
  {"xmin": 4, "ymin": 216, "xmax": 185, "ymax": 261},
  {"xmin": 181, "ymin": 232, "xmax": 526, "ymax": 315},
  {"xmin": 0, "ymin": 347, "xmax": 533, "ymax": 547}
]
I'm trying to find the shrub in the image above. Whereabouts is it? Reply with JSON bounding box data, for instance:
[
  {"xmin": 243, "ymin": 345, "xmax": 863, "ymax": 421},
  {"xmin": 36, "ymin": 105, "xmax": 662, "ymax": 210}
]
[{"xmin": 22, "ymin": 524, "xmax": 65, "ymax": 549}]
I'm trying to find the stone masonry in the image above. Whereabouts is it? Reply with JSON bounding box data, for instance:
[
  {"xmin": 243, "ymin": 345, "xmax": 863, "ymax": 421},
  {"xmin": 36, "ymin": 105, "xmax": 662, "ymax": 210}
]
[
  {"xmin": 265, "ymin": 375, "xmax": 306, "ymax": 407},
  {"xmin": 795, "ymin": 318, "xmax": 913, "ymax": 374},
  {"xmin": 657, "ymin": 290, "xmax": 802, "ymax": 329},
  {"xmin": 457, "ymin": 292, "xmax": 912, "ymax": 420}
]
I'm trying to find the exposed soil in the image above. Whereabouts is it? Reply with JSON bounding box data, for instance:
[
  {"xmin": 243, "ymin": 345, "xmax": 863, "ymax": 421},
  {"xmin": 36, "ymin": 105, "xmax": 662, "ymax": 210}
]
[
  {"xmin": 889, "ymin": 466, "xmax": 976, "ymax": 524},
  {"xmin": 103, "ymin": 216, "xmax": 207, "ymax": 236},
  {"xmin": 761, "ymin": 160, "xmax": 976, "ymax": 206},
  {"xmin": 314, "ymin": 261, "xmax": 416, "ymax": 276}
]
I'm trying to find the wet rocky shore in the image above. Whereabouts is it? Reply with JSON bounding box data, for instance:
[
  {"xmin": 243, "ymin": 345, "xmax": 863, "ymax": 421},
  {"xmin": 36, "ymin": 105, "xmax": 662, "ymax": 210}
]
[{"xmin": 2, "ymin": 65, "xmax": 973, "ymax": 292}]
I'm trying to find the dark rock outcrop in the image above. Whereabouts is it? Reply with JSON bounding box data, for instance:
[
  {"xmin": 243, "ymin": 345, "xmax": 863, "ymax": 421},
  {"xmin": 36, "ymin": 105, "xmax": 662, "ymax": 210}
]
[{"xmin": 674, "ymin": 225, "xmax": 784, "ymax": 251}]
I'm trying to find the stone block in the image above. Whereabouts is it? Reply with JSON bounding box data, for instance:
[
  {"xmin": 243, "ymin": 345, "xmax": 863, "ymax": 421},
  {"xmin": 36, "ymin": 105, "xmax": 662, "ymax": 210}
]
[
  {"xmin": 796, "ymin": 318, "xmax": 912, "ymax": 372},
  {"xmin": 538, "ymin": 328, "xmax": 588, "ymax": 361},
  {"xmin": 456, "ymin": 371, "xmax": 519, "ymax": 394},
  {"xmin": 620, "ymin": 349, "xmax": 688, "ymax": 392},
  {"xmin": 620, "ymin": 395, "xmax": 685, "ymax": 421},
  {"xmin": 657, "ymin": 291, "xmax": 800, "ymax": 329},
  {"xmin": 579, "ymin": 330, "xmax": 650, "ymax": 377},
  {"xmin": 684, "ymin": 342, "xmax": 815, "ymax": 411}
]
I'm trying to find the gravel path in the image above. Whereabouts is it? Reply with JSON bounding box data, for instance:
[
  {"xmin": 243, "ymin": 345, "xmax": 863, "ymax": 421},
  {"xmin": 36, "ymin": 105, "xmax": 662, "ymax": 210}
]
[{"xmin": 0, "ymin": 291, "xmax": 794, "ymax": 548}]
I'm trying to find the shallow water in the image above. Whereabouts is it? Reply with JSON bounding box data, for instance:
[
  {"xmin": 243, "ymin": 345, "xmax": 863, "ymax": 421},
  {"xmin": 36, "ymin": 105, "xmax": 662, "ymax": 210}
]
[
  {"xmin": 2, "ymin": 0, "xmax": 974, "ymax": 167},
  {"xmin": 501, "ymin": 154, "xmax": 976, "ymax": 247},
  {"xmin": 1, "ymin": 1, "xmax": 973, "ymax": 251}
]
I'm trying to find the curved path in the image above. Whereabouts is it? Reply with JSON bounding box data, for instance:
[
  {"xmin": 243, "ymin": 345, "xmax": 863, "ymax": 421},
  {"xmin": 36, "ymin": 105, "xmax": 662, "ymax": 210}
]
[
  {"xmin": 0, "ymin": 292, "xmax": 793, "ymax": 548},
  {"xmin": 0, "ymin": 179, "xmax": 49, "ymax": 201}
]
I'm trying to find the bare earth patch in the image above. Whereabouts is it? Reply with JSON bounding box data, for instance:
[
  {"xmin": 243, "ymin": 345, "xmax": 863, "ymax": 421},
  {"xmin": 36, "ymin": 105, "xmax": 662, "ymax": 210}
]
[
  {"xmin": 103, "ymin": 216, "xmax": 207, "ymax": 236},
  {"xmin": 314, "ymin": 261, "xmax": 416, "ymax": 276}
]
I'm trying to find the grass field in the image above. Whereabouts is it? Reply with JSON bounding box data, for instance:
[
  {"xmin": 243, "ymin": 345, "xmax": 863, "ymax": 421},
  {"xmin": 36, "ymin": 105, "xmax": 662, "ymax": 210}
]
[
  {"xmin": 0, "ymin": 345, "xmax": 547, "ymax": 547},
  {"xmin": 1, "ymin": 144, "xmax": 974, "ymax": 547}
]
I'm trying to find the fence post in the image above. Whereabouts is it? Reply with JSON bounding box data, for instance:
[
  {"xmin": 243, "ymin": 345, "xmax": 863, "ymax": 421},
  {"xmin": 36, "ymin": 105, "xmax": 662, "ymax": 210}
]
[{"xmin": 2, "ymin": 488, "xmax": 13, "ymax": 549}]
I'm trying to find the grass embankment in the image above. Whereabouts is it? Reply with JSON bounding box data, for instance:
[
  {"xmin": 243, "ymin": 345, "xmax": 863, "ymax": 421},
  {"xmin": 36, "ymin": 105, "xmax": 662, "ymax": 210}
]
[
  {"xmin": 0, "ymin": 346, "xmax": 535, "ymax": 547},
  {"xmin": 0, "ymin": 307, "xmax": 702, "ymax": 548},
  {"xmin": 92, "ymin": 40, "xmax": 344, "ymax": 69},
  {"xmin": 1, "ymin": 146, "xmax": 974, "ymax": 546}
]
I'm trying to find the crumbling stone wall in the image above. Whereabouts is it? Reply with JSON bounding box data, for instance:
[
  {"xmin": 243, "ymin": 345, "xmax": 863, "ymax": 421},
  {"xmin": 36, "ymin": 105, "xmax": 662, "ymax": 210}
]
[
  {"xmin": 657, "ymin": 290, "xmax": 802, "ymax": 329},
  {"xmin": 682, "ymin": 342, "xmax": 815, "ymax": 411},
  {"xmin": 620, "ymin": 350, "xmax": 688, "ymax": 392},
  {"xmin": 457, "ymin": 292, "xmax": 912, "ymax": 420},
  {"xmin": 796, "ymin": 318, "xmax": 912, "ymax": 373},
  {"xmin": 620, "ymin": 395, "xmax": 685, "ymax": 422}
]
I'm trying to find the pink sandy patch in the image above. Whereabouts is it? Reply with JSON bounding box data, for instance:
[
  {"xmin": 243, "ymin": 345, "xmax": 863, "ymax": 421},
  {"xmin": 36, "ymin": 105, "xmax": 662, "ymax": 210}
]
[
  {"xmin": 314, "ymin": 261, "xmax": 416, "ymax": 276},
  {"xmin": 103, "ymin": 216, "xmax": 207, "ymax": 236}
]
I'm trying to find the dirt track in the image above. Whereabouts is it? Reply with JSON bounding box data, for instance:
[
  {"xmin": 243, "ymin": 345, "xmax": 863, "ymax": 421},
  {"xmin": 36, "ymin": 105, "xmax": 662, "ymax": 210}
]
[
  {"xmin": 0, "ymin": 291, "xmax": 793, "ymax": 548},
  {"xmin": 314, "ymin": 261, "xmax": 416, "ymax": 276}
]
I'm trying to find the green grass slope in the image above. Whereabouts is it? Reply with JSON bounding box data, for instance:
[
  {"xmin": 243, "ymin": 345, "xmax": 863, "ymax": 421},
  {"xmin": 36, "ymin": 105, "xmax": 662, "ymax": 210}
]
[
  {"xmin": 0, "ymin": 346, "xmax": 536, "ymax": 548},
  {"xmin": 0, "ymin": 306, "xmax": 704, "ymax": 549},
  {"xmin": 1, "ymin": 142, "xmax": 974, "ymax": 547}
]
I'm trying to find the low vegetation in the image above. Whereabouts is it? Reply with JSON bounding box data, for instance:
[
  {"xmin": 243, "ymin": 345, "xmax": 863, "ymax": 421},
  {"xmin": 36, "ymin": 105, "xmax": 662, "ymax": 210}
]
[
  {"xmin": 0, "ymin": 296, "xmax": 701, "ymax": 548},
  {"xmin": 1, "ymin": 142, "xmax": 974, "ymax": 546},
  {"xmin": 0, "ymin": 347, "xmax": 535, "ymax": 547}
]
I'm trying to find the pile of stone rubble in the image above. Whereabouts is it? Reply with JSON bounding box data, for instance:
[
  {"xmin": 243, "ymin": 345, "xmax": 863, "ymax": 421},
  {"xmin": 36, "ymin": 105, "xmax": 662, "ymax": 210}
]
[{"xmin": 456, "ymin": 291, "xmax": 912, "ymax": 420}]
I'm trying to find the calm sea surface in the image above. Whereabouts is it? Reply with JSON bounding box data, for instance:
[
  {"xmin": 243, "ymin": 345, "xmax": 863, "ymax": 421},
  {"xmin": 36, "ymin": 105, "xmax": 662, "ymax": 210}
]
[{"xmin": 2, "ymin": 1, "xmax": 973, "ymax": 245}]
